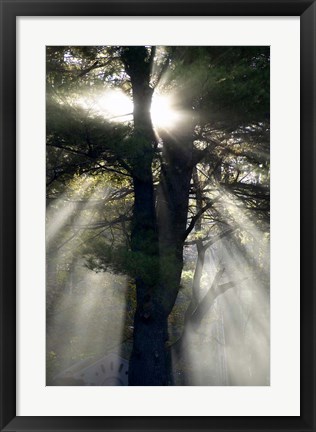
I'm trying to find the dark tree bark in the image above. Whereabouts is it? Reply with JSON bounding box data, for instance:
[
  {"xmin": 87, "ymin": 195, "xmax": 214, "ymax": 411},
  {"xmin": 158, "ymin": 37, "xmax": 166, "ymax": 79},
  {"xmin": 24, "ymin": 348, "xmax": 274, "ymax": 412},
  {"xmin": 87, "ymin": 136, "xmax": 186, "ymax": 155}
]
[
  {"xmin": 120, "ymin": 47, "xmax": 171, "ymax": 385},
  {"xmin": 157, "ymin": 135, "xmax": 194, "ymax": 316}
]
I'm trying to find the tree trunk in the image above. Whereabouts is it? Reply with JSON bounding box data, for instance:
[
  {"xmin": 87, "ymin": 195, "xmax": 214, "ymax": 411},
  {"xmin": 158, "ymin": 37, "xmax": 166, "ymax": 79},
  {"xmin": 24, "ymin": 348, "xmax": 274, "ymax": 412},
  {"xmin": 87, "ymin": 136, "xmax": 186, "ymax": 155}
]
[
  {"xmin": 128, "ymin": 299, "xmax": 170, "ymax": 385},
  {"xmin": 157, "ymin": 136, "xmax": 194, "ymax": 315},
  {"xmin": 121, "ymin": 47, "xmax": 172, "ymax": 385}
]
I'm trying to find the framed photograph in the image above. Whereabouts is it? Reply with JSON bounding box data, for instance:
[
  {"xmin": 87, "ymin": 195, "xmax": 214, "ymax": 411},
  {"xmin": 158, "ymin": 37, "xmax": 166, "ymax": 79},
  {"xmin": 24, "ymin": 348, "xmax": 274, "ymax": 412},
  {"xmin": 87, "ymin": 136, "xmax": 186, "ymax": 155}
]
[{"xmin": 0, "ymin": 1, "xmax": 315, "ymax": 431}]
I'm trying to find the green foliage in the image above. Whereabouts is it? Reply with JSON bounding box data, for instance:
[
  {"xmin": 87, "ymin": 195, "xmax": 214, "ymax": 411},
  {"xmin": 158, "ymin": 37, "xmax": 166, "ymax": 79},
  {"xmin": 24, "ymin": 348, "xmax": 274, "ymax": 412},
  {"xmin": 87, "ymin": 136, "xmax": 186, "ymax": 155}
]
[
  {"xmin": 83, "ymin": 239, "xmax": 160, "ymax": 286},
  {"xmin": 167, "ymin": 46, "xmax": 270, "ymax": 126},
  {"xmin": 181, "ymin": 270, "xmax": 194, "ymax": 288}
]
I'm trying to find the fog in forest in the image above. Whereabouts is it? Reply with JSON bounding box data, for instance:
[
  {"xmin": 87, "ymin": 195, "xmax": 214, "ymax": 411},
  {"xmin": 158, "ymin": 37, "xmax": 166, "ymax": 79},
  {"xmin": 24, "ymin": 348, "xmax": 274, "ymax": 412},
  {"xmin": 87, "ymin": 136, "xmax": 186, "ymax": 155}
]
[{"xmin": 46, "ymin": 46, "xmax": 270, "ymax": 386}]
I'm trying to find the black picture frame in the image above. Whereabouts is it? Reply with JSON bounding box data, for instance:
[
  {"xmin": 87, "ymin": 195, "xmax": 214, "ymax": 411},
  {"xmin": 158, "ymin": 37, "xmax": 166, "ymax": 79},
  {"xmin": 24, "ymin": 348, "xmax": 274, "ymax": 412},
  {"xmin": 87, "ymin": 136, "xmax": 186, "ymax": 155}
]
[{"xmin": 0, "ymin": 1, "xmax": 315, "ymax": 431}]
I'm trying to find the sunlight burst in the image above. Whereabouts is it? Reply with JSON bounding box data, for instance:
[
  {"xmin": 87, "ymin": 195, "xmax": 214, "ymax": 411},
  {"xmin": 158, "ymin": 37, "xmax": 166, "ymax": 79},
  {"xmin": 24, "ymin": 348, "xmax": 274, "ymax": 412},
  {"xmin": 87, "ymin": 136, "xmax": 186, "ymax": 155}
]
[
  {"xmin": 151, "ymin": 94, "xmax": 181, "ymax": 130},
  {"xmin": 97, "ymin": 90, "xmax": 133, "ymax": 121},
  {"xmin": 90, "ymin": 90, "xmax": 181, "ymax": 130}
]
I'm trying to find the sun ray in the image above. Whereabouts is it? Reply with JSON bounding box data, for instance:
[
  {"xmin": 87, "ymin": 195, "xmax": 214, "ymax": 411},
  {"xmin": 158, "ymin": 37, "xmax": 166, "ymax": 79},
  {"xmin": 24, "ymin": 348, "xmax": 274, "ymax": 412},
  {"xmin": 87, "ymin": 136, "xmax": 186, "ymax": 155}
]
[
  {"xmin": 46, "ymin": 177, "xmax": 129, "ymax": 384},
  {"xmin": 177, "ymin": 184, "xmax": 270, "ymax": 386}
]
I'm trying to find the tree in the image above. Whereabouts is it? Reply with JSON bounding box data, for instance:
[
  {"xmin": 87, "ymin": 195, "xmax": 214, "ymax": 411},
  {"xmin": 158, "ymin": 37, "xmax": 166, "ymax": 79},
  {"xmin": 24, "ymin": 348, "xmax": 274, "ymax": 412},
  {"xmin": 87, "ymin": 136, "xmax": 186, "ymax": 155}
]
[{"xmin": 46, "ymin": 46, "xmax": 270, "ymax": 385}]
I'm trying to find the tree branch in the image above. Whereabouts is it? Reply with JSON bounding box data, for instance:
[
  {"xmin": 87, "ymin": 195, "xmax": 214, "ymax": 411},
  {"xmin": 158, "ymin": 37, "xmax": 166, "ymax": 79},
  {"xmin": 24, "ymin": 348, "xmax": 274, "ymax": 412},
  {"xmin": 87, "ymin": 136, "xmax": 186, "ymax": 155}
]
[
  {"xmin": 202, "ymin": 227, "xmax": 237, "ymax": 251},
  {"xmin": 183, "ymin": 196, "xmax": 221, "ymax": 240}
]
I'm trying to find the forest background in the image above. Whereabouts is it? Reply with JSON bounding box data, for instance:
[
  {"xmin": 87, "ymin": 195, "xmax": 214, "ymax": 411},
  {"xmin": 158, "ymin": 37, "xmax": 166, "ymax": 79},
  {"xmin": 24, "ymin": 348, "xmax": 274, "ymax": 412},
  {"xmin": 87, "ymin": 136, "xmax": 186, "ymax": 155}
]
[{"xmin": 46, "ymin": 46, "xmax": 270, "ymax": 386}]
